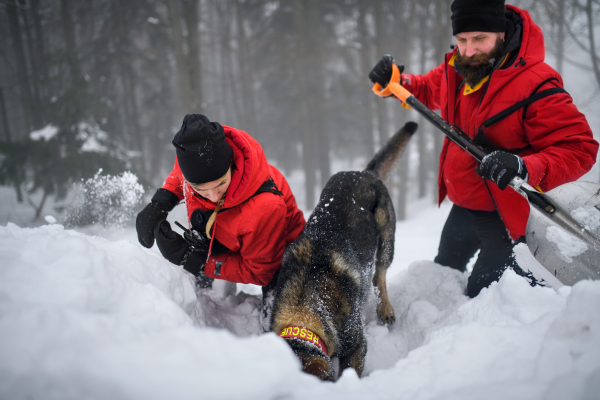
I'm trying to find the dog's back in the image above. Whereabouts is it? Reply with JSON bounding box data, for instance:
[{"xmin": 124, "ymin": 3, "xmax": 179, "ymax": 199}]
[{"xmin": 271, "ymin": 122, "xmax": 418, "ymax": 380}]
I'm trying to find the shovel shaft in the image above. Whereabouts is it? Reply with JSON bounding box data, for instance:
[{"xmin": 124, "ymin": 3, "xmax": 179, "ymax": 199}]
[{"xmin": 372, "ymin": 71, "xmax": 600, "ymax": 285}]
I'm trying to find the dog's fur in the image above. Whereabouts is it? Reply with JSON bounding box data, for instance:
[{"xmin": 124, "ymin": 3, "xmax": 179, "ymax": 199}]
[{"xmin": 270, "ymin": 122, "xmax": 418, "ymax": 381}]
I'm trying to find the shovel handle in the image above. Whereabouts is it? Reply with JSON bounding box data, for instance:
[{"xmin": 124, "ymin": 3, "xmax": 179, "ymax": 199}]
[{"xmin": 371, "ymin": 64, "xmax": 413, "ymax": 102}]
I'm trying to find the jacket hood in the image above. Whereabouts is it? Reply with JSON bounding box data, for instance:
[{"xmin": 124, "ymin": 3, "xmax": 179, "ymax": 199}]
[
  {"xmin": 490, "ymin": 5, "xmax": 545, "ymax": 78},
  {"xmin": 220, "ymin": 126, "xmax": 271, "ymax": 208}
]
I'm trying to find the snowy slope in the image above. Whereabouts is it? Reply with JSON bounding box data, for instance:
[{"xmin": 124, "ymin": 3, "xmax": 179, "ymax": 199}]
[{"xmin": 1, "ymin": 203, "xmax": 599, "ymax": 400}]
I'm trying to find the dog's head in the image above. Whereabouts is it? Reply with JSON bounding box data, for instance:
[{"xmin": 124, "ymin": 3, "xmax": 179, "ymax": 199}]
[{"xmin": 284, "ymin": 338, "xmax": 333, "ymax": 381}]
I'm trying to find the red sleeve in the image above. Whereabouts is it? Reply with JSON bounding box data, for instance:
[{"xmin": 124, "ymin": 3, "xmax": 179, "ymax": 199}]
[
  {"xmin": 521, "ymin": 80, "xmax": 599, "ymax": 191},
  {"xmin": 160, "ymin": 158, "xmax": 185, "ymax": 201},
  {"xmin": 401, "ymin": 61, "xmax": 445, "ymax": 111},
  {"xmin": 204, "ymin": 201, "xmax": 288, "ymax": 286}
]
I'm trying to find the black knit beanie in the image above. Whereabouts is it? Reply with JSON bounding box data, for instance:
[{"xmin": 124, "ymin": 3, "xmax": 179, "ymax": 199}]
[
  {"xmin": 172, "ymin": 114, "xmax": 233, "ymax": 184},
  {"xmin": 451, "ymin": 0, "xmax": 507, "ymax": 36}
]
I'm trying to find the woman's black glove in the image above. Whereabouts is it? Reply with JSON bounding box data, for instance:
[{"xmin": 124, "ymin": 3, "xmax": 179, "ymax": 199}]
[
  {"xmin": 136, "ymin": 189, "xmax": 179, "ymax": 248},
  {"xmin": 369, "ymin": 54, "xmax": 404, "ymax": 88},
  {"xmin": 190, "ymin": 208, "xmax": 229, "ymax": 255},
  {"xmin": 154, "ymin": 220, "xmax": 208, "ymax": 276},
  {"xmin": 476, "ymin": 151, "xmax": 528, "ymax": 190}
]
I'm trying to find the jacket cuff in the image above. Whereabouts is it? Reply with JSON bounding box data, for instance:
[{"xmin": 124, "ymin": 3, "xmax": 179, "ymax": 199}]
[
  {"xmin": 204, "ymin": 252, "xmax": 229, "ymax": 279},
  {"xmin": 522, "ymin": 155, "xmax": 546, "ymax": 187},
  {"xmin": 151, "ymin": 188, "xmax": 180, "ymax": 211}
]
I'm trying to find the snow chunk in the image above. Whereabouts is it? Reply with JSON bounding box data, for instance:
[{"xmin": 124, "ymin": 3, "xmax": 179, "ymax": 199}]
[
  {"xmin": 571, "ymin": 205, "xmax": 600, "ymax": 236},
  {"xmin": 30, "ymin": 124, "xmax": 58, "ymax": 141},
  {"xmin": 546, "ymin": 226, "xmax": 588, "ymax": 263}
]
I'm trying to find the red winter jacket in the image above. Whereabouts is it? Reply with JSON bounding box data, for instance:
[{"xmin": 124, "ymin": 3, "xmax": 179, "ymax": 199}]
[
  {"xmin": 402, "ymin": 5, "xmax": 598, "ymax": 239},
  {"xmin": 161, "ymin": 125, "xmax": 306, "ymax": 286}
]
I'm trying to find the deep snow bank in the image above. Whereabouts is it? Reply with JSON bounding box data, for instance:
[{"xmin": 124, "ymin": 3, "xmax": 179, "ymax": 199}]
[{"xmin": 1, "ymin": 223, "xmax": 599, "ymax": 400}]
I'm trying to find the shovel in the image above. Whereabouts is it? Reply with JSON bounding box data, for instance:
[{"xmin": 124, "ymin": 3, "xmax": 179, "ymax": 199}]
[{"xmin": 372, "ymin": 64, "xmax": 600, "ymax": 286}]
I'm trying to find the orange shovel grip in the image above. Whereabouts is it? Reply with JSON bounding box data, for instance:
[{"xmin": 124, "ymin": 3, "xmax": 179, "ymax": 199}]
[{"xmin": 371, "ymin": 63, "xmax": 413, "ymax": 103}]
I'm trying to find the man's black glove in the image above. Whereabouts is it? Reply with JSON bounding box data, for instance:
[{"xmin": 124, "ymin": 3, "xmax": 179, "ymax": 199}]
[
  {"xmin": 476, "ymin": 151, "xmax": 528, "ymax": 190},
  {"xmin": 369, "ymin": 54, "xmax": 405, "ymax": 88},
  {"xmin": 136, "ymin": 189, "xmax": 180, "ymax": 248},
  {"xmin": 154, "ymin": 220, "xmax": 208, "ymax": 276}
]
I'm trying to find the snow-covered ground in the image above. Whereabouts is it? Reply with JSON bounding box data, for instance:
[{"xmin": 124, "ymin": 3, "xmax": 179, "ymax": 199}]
[{"xmin": 1, "ymin": 196, "xmax": 599, "ymax": 400}]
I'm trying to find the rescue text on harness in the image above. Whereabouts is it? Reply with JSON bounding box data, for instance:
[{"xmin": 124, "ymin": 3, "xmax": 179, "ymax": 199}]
[{"xmin": 279, "ymin": 326, "xmax": 328, "ymax": 356}]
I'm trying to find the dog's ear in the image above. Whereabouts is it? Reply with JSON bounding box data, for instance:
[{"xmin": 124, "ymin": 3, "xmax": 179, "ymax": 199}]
[{"xmin": 301, "ymin": 355, "xmax": 334, "ymax": 381}]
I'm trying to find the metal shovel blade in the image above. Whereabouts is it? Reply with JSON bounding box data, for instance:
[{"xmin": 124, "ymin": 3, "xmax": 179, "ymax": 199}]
[{"xmin": 526, "ymin": 181, "xmax": 600, "ymax": 286}]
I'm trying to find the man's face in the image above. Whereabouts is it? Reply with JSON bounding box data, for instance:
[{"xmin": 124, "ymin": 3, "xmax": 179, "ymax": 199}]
[
  {"xmin": 187, "ymin": 167, "xmax": 232, "ymax": 203},
  {"xmin": 454, "ymin": 31, "xmax": 505, "ymax": 86},
  {"xmin": 455, "ymin": 31, "xmax": 505, "ymax": 60}
]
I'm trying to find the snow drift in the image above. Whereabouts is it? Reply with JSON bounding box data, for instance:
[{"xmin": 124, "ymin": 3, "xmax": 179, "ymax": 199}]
[{"xmin": 1, "ymin": 222, "xmax": 599, "ymax": 400}]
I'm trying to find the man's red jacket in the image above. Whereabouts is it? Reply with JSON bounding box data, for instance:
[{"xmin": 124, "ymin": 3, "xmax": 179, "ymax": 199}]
[
  {"xmin": 161, "ymin": 126, "xmax": 306, "ymax": 286},
  {"xmin": 402, "ymin": 4, "xmax": 598, "ymax": 239}
]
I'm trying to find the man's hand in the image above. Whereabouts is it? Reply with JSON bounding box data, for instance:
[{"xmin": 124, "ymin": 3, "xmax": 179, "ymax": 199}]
[
  {"xmin": 476, "ymin": 151, "xmax": 528, "ymax": 190},
  {"xmin": 136, "ymin": 189, "xmax": 179, "ymax": 248},
  {"xmin": 154, "ymin": 220, "xmax": 208, "ymax": 276},
  {"xmin": 369, "ymin": 54, "xmax": 404, "ymax": 88}
]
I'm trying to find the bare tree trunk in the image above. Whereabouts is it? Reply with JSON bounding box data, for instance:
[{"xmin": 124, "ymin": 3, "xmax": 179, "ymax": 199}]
[
  {"xmin": 417, "ymin": 2, "xmax": 430, "ymax": 200},
  {"xmin": 182, "ymin": 0, "xmax": 202, "ymax": 110},
  {"xmin": 432, "ymin": 0, "xmax": 451, "ymax": 204},
  {"xmin": 373, "ymin": 0, "xmax": 388, "ymax": 148},
  {"xmin": 556, "ymin": 0, "xmax": 566, "ymax": 75},
  {"xmin": 396, "ymin": 143, "xmax": 410, "ymax": 220},
  {"xmin": 294, "ymin": 0, "xmax": 317, "ymax": 210},
  {"xmin": 358, "ymin": 3, "xmax": 376, "ymax": 159},
  {"xmin": 7, "ymin": 0, "xmax": 35, "ymax": 131},
  {"xmin": 28, "ymin": 189, "xmax": 48, "ymax": 221},
  {"xmin": 0, "ymin": 88, "xmax": 24, "ymax": 203},
  {"xmin": 584, "ymin": 0, "xmax": 600, "ymax": 89},
  {"xmin": 166, "ymin": 0, "xmax": 194, "ymax": 111}
]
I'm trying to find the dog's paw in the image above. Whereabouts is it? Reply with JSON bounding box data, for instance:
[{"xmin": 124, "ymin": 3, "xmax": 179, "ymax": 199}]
[
  {"xmin": 376, "ymin": 303, "xmax": 396, "ymax": 326},
  {"xmin": 302, "ymin": 356, "xmax": 334, "ymax": 381}
]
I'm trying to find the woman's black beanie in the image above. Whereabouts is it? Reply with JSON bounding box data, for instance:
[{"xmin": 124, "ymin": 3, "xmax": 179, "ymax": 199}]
[{"xmin": 172, "ymin": 114, "xmax": 233, "ymax": 184}]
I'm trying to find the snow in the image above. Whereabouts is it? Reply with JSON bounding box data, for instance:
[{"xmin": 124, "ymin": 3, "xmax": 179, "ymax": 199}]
[
  {"xmin": 1, "ymin": 202, "xmax": 600, "ymax": 399},
  {"xmin": 546, "ymin": 225, "xmax": 589, "ymax": 263},
  {"xmin": 29, "ymin": 124, "xmax": 58, "ymax": 141},
  {"xmin": 571, "ymin": 205, "xmax": 600, "ymax": 236}
]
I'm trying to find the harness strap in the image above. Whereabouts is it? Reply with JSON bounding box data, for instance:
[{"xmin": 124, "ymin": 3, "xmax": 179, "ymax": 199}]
[{"xmin": 474, "ymin": 78, "xmax": 568, "ymax": 154}]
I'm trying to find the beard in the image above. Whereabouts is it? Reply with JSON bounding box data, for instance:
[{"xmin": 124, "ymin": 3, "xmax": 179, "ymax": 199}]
[{"xmin": 454, "ymin": 36, "xmax": 505, "ymax": 87}]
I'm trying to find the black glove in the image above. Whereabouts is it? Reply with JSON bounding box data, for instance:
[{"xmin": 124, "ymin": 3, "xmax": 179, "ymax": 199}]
[
  {"xmin": 189, "ymin": 208, "xmax": 229, "ymax": 255},
  {"xmin": 190, "ymin": 208, "xmax": 212, "ymax": 241},
  {"xmin": 369, "ymin": 54, "xmax": 405, "ymax": 88},
  {"xmin": 136, "ymin": 189, "xmax": 180, "ymax": 248},
  {"xmin": 476, "ymin": 151, "xmax": 528, "ymax": 190},
  {"xmin": 154, "ymin": 220, "xmax": 208, "ymax": 276}
]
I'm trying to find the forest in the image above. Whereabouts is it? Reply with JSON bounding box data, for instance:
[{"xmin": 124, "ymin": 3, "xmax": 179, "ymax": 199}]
[{"xmin": 1, "ymin": 0, "xmax": 599, "ymax": 221}]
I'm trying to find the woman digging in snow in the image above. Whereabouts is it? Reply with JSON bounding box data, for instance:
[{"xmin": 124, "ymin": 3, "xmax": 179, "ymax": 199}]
[{"xmin": 135, "ymin": 114, "xmax": 306, "ymax": 326}]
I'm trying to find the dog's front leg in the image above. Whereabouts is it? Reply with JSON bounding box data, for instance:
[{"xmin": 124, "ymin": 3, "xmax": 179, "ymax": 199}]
[{"xmin": 338, "ymin": 336, "xmax": 367, "ymax": 377}]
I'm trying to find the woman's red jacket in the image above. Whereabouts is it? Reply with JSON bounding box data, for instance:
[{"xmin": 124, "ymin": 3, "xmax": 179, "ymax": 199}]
[{"xmin": 161, "ymin": 125, "xmax": 306, "ymax": 286}]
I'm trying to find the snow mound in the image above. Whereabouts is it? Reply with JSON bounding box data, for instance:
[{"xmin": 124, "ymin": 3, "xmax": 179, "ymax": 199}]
[{"xmin": 1, "ymin": 223, "xmax": 599, "ymax": 400}]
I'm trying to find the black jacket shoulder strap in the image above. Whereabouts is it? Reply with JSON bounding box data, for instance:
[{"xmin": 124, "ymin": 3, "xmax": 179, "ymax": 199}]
[
  {"xmin": 251, "ymin": 177, "xmax": 284, "ymax": 198},
  {"xmin": 474, "ymin": 77, "xmax": 568, "ymax": 154}
]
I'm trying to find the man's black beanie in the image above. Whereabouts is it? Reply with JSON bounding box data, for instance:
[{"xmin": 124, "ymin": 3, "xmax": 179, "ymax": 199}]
[
  {"xmin": 172, "ymin": 114, "xmax": 233, "ymax": 184},
  {"xmin": 451, "ymin": 0, "xmax": 507, "ymax": 36}
]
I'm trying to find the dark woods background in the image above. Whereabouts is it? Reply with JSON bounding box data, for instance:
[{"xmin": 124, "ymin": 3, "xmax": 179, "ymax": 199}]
[{"xmin": 1, "ymin": 0, "xmax": 599, "ymax": 222}]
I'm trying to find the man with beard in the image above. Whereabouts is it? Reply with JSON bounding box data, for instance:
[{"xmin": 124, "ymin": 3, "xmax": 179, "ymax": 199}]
[{"xmin": 369, "ymin": 0, "xmax": 598, "ymax": 297}]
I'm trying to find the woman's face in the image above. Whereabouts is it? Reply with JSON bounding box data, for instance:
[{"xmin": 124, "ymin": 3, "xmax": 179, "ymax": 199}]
[{"xmin": 187, "ymin": 167, "xmax": 232, "ymax": 203}]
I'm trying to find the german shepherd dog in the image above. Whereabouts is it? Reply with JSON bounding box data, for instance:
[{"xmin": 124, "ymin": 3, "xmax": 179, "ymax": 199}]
[{"xmin": 270, "ymin": 122, "xmax": 418, "ymax": 381}]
